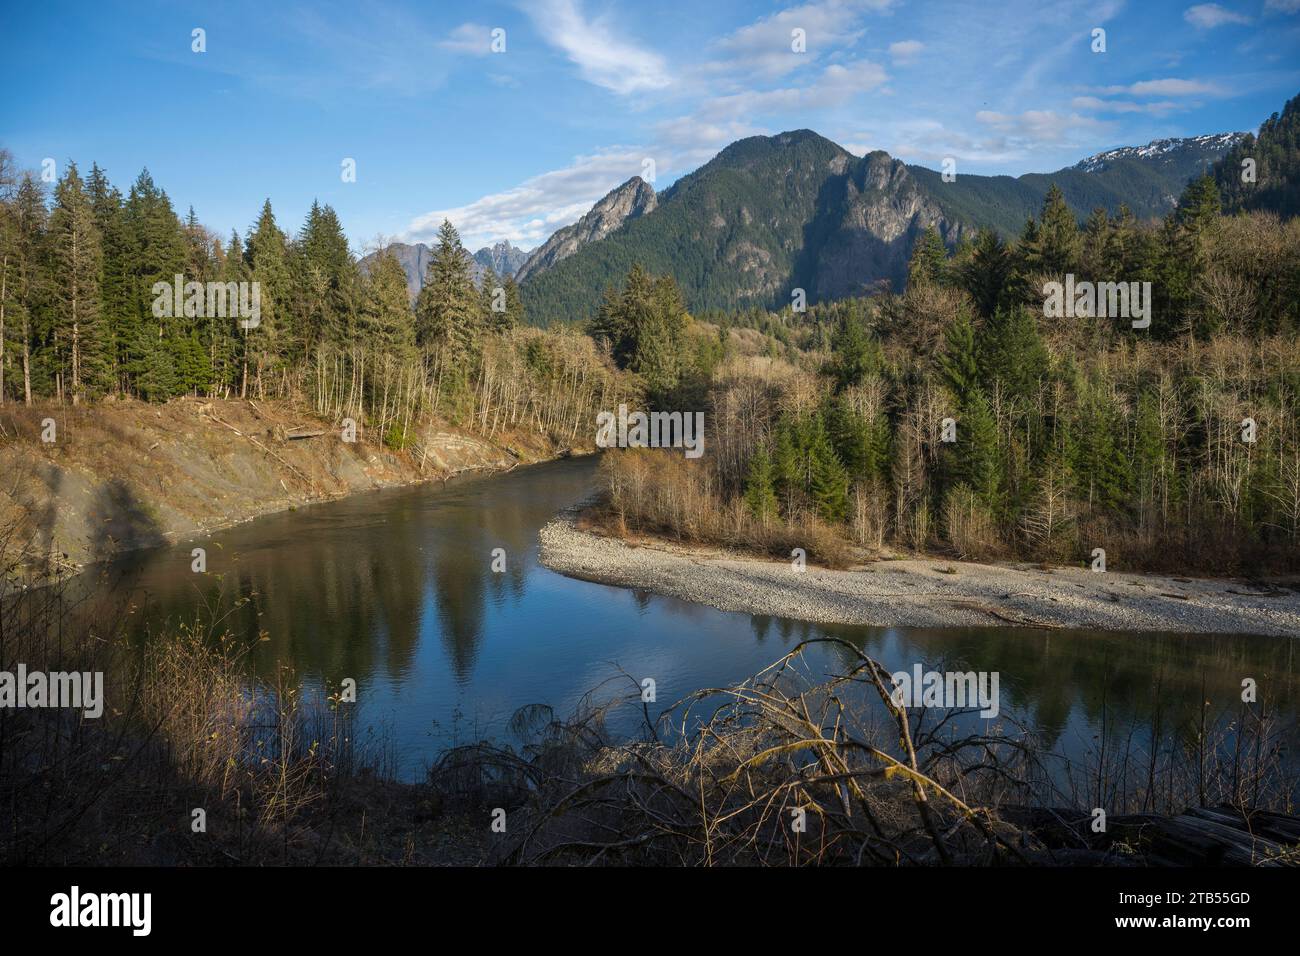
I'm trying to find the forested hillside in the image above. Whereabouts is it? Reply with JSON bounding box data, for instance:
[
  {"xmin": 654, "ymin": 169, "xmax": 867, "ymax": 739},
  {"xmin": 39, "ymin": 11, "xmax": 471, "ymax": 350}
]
[
  {"xmin": 592, "ymin": 169, "xmax": 1300, "ymax": 574},
  {"xmin": 1214, "ymin": 92, "xmax": 1300, "ymax": 218},
  {"xmin": 0, "ymin": 153, "xmax": 629, "ymax": 450},
  {"xmin": 520, "ymin": 127, "xmax": 1245, "ymax": 325}
]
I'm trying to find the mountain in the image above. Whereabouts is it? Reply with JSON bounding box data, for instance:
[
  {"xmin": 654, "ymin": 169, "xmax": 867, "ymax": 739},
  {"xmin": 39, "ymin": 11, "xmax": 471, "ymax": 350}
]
[
  {"xmin": 1071, "ymin": 133, "xmax": 1245, "ymax": 173},
  {"xmin": 362, "ymin": 239, "xmax": 530, "ymax": 300},
  {"xmin": 369, "ymin": 241, "xmax": 433, "ymax": 302},
  {"xmin": 514, "ymin": 176, "xmax": 657, "ymax": 283},
  {"xmin": 519, "ymin": 128, "xmax": 1245, "ymax": 324},
  {"xmin": 474, "ymin": 240, "xmax": 529, "ymax": 279}
]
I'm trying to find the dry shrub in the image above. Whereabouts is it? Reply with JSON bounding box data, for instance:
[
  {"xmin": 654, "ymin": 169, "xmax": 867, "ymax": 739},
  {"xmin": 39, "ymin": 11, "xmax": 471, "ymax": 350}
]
[
  {"xmin": 598, "ymin": 448, "xmax": 857, "ymax": 568},
  {"xmin": 941, "ymin": 485, "xmax": 1001, "ymax": 561}
]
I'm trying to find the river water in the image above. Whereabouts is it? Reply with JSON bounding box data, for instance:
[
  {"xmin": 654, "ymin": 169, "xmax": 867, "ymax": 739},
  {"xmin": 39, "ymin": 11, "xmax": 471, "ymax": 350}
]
[{"xmin": 75, "ymin": 456, "xmax": 1299, "ymax": 783}]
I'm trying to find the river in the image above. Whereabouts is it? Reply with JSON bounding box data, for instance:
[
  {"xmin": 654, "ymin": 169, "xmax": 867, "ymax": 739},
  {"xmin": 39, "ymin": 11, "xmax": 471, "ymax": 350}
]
[{"xmin": 74, "ymin": 456, "xmax": 1299, "ymax": 785}]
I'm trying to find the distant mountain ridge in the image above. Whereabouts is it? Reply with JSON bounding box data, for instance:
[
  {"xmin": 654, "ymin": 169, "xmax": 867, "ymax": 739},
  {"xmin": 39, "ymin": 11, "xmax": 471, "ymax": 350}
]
[
  {"xmin": 516, "ymin": 126, "xmax": 1247, "ymax": 324},
  {"xmin": 362, "ymin": 239, "xmax": 530, "ymax": 301},
  {"xmin": 1072, "ymin": 133, "xmax": 1246, "ymax": 173}
]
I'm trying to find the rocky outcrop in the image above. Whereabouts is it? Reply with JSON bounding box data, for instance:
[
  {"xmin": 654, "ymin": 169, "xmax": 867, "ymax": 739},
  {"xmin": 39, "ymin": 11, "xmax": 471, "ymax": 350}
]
[
  {"xmin": 815, "ymin": 151, "xmax": 966, "ymax": 299},
  {"xmin": 514, "ymin": 177, "xmax": 657, "ymax": 283}
]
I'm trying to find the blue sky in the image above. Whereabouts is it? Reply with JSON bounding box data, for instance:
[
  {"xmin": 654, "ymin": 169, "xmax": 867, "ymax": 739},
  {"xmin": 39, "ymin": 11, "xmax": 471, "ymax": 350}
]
[{"xmin": 2, "ymin": 0, "xmax": 1298, "ymax": 253}]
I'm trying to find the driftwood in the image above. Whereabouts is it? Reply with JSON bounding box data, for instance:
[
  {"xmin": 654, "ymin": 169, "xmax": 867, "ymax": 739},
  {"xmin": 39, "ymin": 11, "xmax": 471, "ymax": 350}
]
[
  {"xmin": 284, "ymin": 428, "xmax": 326, "ymax": 440},
  {"xmin": 203, "ymin": 411, "xmax": 315, "ymax": 490},
  {"xmin": 1004, "ymin": 803, "xmax": 1300, "ymax": 866}
]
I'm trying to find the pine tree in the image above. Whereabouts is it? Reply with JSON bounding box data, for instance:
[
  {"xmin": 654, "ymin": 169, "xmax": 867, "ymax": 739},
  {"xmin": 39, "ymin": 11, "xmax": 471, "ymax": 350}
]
[
  {"xmin": 48, "ymin": 162, "xmax": 108, "ymax": 403},
  {"xmin": 960, "ymin": 229, "xmax": 1010, "ymax": 317},
  {"xmin": 938, "ymin": 306, "xmax": 980, "ymax": 405},
  {"xmin": 4, "ymin": 175, "xmax": 46, "ymax": 404},
  {"xmin": 951, "ymin": 388, "xmax": 1001, "ymax": 506},
  {"xmin": 244, "ymin": 199, "xmax": 292, "ymax": 396},
  {"xmin": 361, "ymin": 248, "xmax": 416, "ymax": 359},
  {"xmin": 502, "ymin": 275, "xmax": 524, "ymax": 330},
  {"xmin": 298, "ymin": 200, "xmax": 356, "ymax": 348},
  {"xmin": 807, "ymin": 417, "xmax": 849, "ymax": 522},
  {"xmin": 86, "ymin": 164, "xmax": 132, "ymax": 391},
  {"xmin": 1081, "ymin": 207, "xmax": 1110, "ymax": 277},
  {"xmin": 479, "ymin": 264, "xmax": 503, "ymax": 331},
  {"xmin": 978, "ymin": 304, "xmax": 1049, "ymax": 404},
  {"xmin": 414, "ymin": 219, "xmax": 479, "ymax": 355},
  {"xmin": 772, "ymin": 420, "xmax": 801, "ymax": 515},
  {"xmin": 828, "ymin": 305, "xmax": 880, "ymax": 391},
  {"xmin": 743, "ymin": 447, "xmax": 780, "ymax": 524},
  {"xmin": 1035, "ymin": 184, "xmax": 1081, "ymax": 275},
  {"xmin": 907, "ymin": 224, "xmax": 947, "ymax": 288}
]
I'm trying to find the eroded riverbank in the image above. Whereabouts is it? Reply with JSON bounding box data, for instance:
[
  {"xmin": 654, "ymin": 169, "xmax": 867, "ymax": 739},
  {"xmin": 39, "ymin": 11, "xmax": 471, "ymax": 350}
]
[
  {"xmin": 0, "ymin": 397, "xmax": 583, "ymax": 578},
  {"xmin": 539, "ymin": 516, "xmax": 1300, "ymax": 636}
]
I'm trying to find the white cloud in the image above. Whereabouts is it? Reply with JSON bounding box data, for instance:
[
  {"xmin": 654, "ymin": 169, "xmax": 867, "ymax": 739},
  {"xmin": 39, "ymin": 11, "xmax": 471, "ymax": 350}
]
[
  {"xmin": 976, "ymin": 109, "xmax": 1109, "ymax": 147},
  {"xmin": 708, "ymin": 0, "xmax": 893, "ymax": 78},
  {"xmin": 693, "ymin": 59, "xmax": 888, "ymax": 124},
  {"xmin": 402, "ymin": 147, "xmax": 649, "ymax": 249},
  {"xmin": 1183, "ymin": 4, "xmax": 1251, "ymax": 28},
  {"xmin": 440, "ymin": 22, "xmax": 493, "ymax": 56},
  {"xmin": 1071, "ymin": 95, "xmax": 1182, "ymax": 114},
  {"xmin": 524, "ymin": 0, "xmax": 671, "ymax": 95},
  {"xmin": 888, "ymin": 40, "xmax": 924, "ymax": 64},
  {"xmin": 1091, "ymin": 77, "xmax": 1225, "ymax": 96}
]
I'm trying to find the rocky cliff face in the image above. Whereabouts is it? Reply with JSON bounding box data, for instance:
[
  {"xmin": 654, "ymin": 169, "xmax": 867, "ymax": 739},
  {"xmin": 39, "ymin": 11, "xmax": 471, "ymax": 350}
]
[
  {"xmin": 473, "ymin": 240, "xmax": 529, "ymax": 279},
  {"xmin": 362, "ymin": 239, "xmax": 529, "ymax": 300},
  {"xmin": 514, "ymin": 177, "xmax": 657, "ymax": 283},
  {"xmin": 814, "ymin": 151, "xmax": 966, "ymax": 299}
]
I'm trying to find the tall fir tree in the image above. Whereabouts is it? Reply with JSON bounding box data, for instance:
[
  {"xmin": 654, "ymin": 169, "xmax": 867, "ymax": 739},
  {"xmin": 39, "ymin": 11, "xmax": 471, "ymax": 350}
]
[
  {"xmin": 48, "ymin": 161, "xmax": 109, "ymax": 403},
  {"xmin": 414, "ymin": 219, "xmax": 479, "ymax": 355}
]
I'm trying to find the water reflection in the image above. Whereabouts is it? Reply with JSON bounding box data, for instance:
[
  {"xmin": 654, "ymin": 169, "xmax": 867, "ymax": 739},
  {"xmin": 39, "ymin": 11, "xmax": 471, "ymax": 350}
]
[{"xmin": 66, "ymin": 456, "xmax": 1299, "ymax": 780}]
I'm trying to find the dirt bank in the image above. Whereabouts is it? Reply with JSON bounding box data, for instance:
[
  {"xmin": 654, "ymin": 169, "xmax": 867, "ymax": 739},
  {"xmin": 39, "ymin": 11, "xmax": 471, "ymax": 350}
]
[
  {"xmin": 539, "ymin": 516, "xmax": 1300, "ymax": 636},
  {"xmin": 0, "ymin": 397, "xmax": 581, "ymax": 576}
]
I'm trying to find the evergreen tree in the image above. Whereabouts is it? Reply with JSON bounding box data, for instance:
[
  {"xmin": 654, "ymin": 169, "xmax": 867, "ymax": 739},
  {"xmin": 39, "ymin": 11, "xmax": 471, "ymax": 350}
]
[
  {"xmin": 48, "ymin": 161, "xmax": 108, "ymax": 403},
  {"xmin": 806, "ymin": 415, "xmax": 849, "ymax": 522},
  {"xmin": 960, "ymin": 229, "xmax": 1010, "ymax": 317},
  {"xmin": 907, "ymin": 224, "xmax": 947, "ymax": 288},
  {"xmin": 361, "ymin": 248, "xmax": 416, "ymax": 359},
  {"xmin": 1035, "ymin": 183, "xmax": 1081, "ymax": 275},
  {"xmin": 938, "ymin": 306, "xmax": 980, "ymax": 405},
  {"xmin": 86, "ymin": 164, "xmax": 132, "ymax": 391},
  {"xmin": 978, "ymin": 304, "xmax": 1049, "ymax": 405},
  {"xmin": 414, "ymin": 219, "xmax": 479, "ymax": 355},
  {"xmin": 951, "ymin": 388, "xmax": 1001, "ymax": 506},
  {"xmin": 244, "ymin": 199, "xmax": 292, "ymax": 396},
  {"xmin": 502, "ymin": 275, "xmax": 524, "ymax": 330},
  {"xmin": 827, "ymin": 305, "xmax": 880, "ymax": 391},
  {"xmin": 298, "ymin": 200, "xmax": 356, "ymax": 348},
  {"xmin": 743, "ymin": 447, "xmax": 780, "ymax": 524}
]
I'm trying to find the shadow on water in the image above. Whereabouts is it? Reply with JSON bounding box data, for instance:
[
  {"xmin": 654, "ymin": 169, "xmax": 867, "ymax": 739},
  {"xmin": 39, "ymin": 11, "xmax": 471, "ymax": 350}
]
[{"xmin": 65, "ymin": 455, "xmax": 1300, "ymax": 780}]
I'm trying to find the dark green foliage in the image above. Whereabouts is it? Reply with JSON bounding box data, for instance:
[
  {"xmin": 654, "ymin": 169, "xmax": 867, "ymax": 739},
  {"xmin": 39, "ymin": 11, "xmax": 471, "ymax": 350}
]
[
  {"xmin": 743, "ymin": 447, "xmax": 779, "ymax": 523},
  {"xmin": 1214, "ymin": 93, "xmax": 1300, "ymax": 218}
]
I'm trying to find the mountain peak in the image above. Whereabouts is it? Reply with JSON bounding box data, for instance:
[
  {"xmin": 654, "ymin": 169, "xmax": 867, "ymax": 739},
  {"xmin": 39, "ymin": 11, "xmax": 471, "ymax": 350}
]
[
  {"xmin": 515, "ymin": 175, "xmax": 657, "ymax": 283},
  {"xmin": 1073, "ymin": 132, "xmax": 1247, "ymax": 173}
]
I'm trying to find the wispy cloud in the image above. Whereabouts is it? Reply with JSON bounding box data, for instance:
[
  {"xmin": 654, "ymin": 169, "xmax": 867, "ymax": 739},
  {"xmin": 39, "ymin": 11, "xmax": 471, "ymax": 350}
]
[
  {"xmin": 440, "ymin": 22, "xmax": 495, "ymax": 56},
  {"xmin": 403, "ymin": 146, "xmax": 649, "ymax": 249},
  {"xmin": 706, "ymin": 0, "xmax": 893, "ymax": 78},
  {"xmin": 1184, "ymin": 4, "xmax": 1251, "ymax": 28},
  {"xmin": 1091, "ymin": 77, "xmax": 1226, "ymax": 95},
  {"xmin": 888, "ymin": 40, "xmax": 924, "ymax": 64},
  {"xmin": 523, "ymin": 0, "xmax": 671, "ymax": 95}
]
